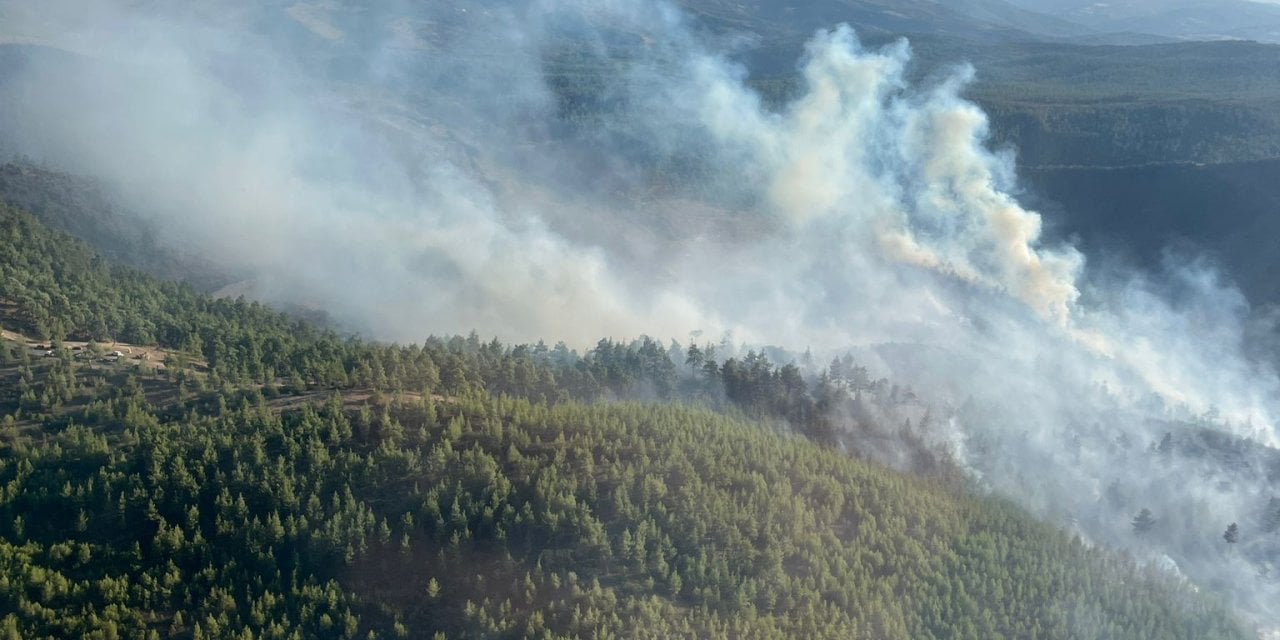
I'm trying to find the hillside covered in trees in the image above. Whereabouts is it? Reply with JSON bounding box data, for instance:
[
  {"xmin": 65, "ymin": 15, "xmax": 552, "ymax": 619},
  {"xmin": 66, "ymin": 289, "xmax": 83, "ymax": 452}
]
[{"xmin": 0, "ymin": 203, "xmax": 1254, "ymax": 638}]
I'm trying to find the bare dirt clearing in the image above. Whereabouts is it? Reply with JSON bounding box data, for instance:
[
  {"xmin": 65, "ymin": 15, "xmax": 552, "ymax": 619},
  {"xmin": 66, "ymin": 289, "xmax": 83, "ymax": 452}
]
[{"xmin": 0, "ymin": 327, "xmax": 207, "ymax": 371}]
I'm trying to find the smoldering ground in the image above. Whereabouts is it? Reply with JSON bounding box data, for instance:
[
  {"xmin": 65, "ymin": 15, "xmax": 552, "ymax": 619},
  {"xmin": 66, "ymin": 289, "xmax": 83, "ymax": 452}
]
[{"xmin": 2, "ymin": 0, "xmax": 1279, "ymax": 631}]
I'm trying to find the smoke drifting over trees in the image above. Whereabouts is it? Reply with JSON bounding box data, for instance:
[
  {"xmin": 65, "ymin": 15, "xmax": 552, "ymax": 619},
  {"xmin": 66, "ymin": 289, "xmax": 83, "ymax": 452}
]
[{"xmin": 2, "ymin": 0, "xmax": 1280, "ymax": 631}]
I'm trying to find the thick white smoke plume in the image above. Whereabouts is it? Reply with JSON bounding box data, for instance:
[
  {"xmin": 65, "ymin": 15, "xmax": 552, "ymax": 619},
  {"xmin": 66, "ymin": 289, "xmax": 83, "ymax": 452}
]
[{"xmin": 2, "ymin": 0, "xmax": 1279, "ymax": 631}]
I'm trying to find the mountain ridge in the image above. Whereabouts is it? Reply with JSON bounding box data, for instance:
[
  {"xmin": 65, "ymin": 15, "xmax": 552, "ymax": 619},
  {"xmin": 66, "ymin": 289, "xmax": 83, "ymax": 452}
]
[{"xmin": 0, "ymin": 198, "xmax": 1255, "ymax": 639}]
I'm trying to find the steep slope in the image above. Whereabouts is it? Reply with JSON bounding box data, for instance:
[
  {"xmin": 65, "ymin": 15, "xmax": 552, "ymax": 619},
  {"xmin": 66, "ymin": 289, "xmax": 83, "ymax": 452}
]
[
  {"xmin": 1024, "ymin": 158, "xmax": 1280, "ymax": 309},
  {"xmin": 1006, "ymin": 0, "xmax": 1280, "ymax": 43},
  {"xmin": 743, "ymin": 36, "xmax": 1280, "ymax": 168},
  {"xmin": 0, "ymin": 201, "xmax": 1252, "ymax": 639},
  {"xmin": 675, "ymin": 0, "xmax": 1094, "ymax": 42},
  {"xmin": 5, "ymin": 2, "xmax": 1280, "ymax": 320},
  {"xmin": 0, "ymin": 163, "xmax": 234, "ymax": 292}
]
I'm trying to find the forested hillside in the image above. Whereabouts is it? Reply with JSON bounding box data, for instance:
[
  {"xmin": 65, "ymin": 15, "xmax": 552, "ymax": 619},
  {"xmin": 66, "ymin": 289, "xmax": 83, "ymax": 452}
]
[
  {"xmin": 1024, "ymin": 158, "xmax": 1280, "ymax": 310},
  {"xmin": 0, "ymin": 163, "xmax": 232, "ymax": 292},
  {"xmin": 738, "ymin": 37, "xmax": 1280, "ymax": 168},
  {"xmin": 0, "ymin": 203, "xmax": 1252, "ymax": 638}
]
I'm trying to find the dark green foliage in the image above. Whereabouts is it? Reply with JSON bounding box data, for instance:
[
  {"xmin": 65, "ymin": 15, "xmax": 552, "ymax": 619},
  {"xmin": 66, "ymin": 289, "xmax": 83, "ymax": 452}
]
[
  {"xmin": 1022, "ymin": 158, "xmax": 1280, "ymax": 310},
  {"xmin": 0, "ymin": 202, "xmax": 934, "ymax": 465},
  {"xmin": 0, "ymin": 163, "xmax": 232, "ymax": 290},
  {"xmin": 1133, "ymin": 508, "xmax": 1157, "ymax": 536},
  {"xmin": 0, "ymin": 384, "xmax": 1249, "ymax": 639},
  {"xmin": 0, "ymin": 203, "xmax": 1251, "ymax": 638}
]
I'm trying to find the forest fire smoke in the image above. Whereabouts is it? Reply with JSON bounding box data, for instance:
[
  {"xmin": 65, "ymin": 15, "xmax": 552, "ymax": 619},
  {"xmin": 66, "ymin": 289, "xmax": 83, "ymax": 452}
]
[{"xmin": 1, "ymin": 0, "xmax": 1279, "ymax": 630}]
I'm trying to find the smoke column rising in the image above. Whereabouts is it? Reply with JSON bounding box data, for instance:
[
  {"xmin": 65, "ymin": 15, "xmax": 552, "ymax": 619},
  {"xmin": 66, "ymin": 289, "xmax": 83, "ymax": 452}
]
[{"xmin": 2, "ymin": 0, "xmax": 1279, "ymax": 631}]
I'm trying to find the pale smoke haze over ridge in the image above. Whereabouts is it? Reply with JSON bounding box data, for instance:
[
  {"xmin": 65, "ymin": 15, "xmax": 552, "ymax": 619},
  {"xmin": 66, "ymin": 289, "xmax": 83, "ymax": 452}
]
[
  {"xmin": 1003, "ymin": 0, "xmax": 1280, "ymax": 42},
  {"xmin": 2, "ymin": 0, "xmax": 1280, "ymax": 632}
]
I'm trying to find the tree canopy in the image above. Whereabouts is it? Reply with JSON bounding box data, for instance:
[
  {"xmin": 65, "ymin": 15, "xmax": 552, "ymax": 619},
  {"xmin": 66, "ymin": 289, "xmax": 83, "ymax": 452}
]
[{"xmin": 0, "ymin": 202, "xmax": 1251, "ymax": 638}]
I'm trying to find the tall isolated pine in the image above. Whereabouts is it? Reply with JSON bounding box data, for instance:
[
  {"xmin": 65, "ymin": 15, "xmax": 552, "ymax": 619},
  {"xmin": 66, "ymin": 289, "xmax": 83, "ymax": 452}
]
[
  {"xmin": 1224, "ymin": 523, "xmax": 1240, "ymax": 545},
  {"xmin": 1132, "ymin": 508, "xmax": 1156, "ymax": 536}
]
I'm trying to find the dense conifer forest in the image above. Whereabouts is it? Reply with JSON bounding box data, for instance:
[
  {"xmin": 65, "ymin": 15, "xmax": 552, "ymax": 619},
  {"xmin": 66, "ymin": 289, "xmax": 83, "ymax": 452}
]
[{"xmin": 0, "ymin": 203, "xmax": 1253, "ymax": 638}]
